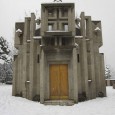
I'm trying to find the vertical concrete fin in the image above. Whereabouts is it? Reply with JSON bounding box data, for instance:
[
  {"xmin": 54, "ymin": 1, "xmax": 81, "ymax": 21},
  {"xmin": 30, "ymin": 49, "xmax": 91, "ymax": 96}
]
[
  {"xmin": 86, "ymin": 16, "xmax": 96, "ymax": 99},
  {"xmin": 40, "ymin": 50, "xmax": 45, "ymax": 103},
  {"xmin": 29, "ymin": 13, "xmax": 36, "ymax": 100},
  {"xmin": 100, "ymin": 53, "xmax": 106, "ymax": 96},
  {"xmin": 80, "ymin": 12, "xmax": 86, "ymax": 38},
  {"xmin": 72, "ymin": 48, "xmax": 78, "ymax": 103},
  {"xmin": 85, "ymin": 16, "xmax": 93, "ymax": 39},
  {"xmin": 22, "ymin": 17, "xmax": 31, "ymax": 98},
  {"xmin": 79, "ymin": 39, "xmax": 89, "ymax": 99}
]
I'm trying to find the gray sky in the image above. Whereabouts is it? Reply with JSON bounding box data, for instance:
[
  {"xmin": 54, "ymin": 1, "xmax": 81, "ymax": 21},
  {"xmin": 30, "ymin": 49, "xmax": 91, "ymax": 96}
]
[{"xmin": 0, "ymin": 0, "xmax": 115, "ymax": 70}]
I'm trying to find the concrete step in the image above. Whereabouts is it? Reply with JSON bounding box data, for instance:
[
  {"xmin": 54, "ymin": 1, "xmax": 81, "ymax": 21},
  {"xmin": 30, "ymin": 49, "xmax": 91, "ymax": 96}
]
[{"xmin": 44, "ymin": 100, "xmax": 74, "ymax": 106}]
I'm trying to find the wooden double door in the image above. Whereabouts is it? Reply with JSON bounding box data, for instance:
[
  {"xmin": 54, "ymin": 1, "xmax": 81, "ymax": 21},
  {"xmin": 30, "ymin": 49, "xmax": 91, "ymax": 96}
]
[{"xmin": 49, "ymin": 64, "xmax": 68, "ymax": 100}]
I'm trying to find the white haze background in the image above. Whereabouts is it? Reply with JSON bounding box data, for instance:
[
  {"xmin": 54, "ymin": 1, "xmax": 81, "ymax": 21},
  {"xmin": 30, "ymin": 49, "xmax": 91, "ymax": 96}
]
[{"xmin": 0, "ymin": 0, "xmax": 115, "ymax": 76}]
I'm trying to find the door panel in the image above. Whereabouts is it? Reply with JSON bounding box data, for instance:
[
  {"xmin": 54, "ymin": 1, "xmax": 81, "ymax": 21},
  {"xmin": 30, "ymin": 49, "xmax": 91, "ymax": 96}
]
[
  {"xmin": 50, "ymin": 64, "xmax": 68, "ymax": 100},
  {"xmin": 50, "ymin": 64, "xmax": 60, "ymax": 99},
  {"xmin": 60, "ymin": 64, "xmax": 68, "ymax": 99}
]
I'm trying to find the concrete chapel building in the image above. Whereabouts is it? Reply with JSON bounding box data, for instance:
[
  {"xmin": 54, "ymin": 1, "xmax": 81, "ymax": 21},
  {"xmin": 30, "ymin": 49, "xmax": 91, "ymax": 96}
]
[{"xmin": 12, "ymin": 2, "xmax": 106, "ymax": 105}]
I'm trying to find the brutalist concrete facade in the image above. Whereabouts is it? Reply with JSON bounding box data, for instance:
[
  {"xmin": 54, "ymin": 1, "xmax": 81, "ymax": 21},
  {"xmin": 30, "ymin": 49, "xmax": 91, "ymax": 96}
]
[{"xmin": 12, "ymin": 2, "xmax": 106, "ymax": 105}]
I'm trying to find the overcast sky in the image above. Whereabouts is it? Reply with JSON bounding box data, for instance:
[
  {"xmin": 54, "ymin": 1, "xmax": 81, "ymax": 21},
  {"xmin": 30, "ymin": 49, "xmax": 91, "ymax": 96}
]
[{"xmin": 0, "ymin": 0, "xmax": 115, "ymax": 71}]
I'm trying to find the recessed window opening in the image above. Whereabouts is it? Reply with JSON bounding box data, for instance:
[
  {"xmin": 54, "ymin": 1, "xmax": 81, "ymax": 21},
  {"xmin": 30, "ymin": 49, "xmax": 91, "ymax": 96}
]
[
  {"xmin": 61, "ymin": 8, "xmax": 68, "ymax": 17},
  {"xmin": 48, "ymin": 24, "xmax": 53, "ymax": 31},
  {"xmin": 37, "ymin": 54, "xmax": 39, "ymax": 63},
  {"xmin": 62, "ymin": 38, "xmax": 66, "ymax": 46},
  {"xmin": 48, "ymin": 8, "xmax": 54, "ymax": 17},
  {"xmin": 63, "ymin": 24, "xmax": 68, "ymax": 31},
  {"xmin": 77, "ymin": 54, "xmax": 80, "ymax": 62},
  {"xmin": 57, "ymin": 37, "xmax": 60, "ymax": 45},
  {"xmin": 50, "ymin": 38, "xmax": 55, "ymax": 46}
]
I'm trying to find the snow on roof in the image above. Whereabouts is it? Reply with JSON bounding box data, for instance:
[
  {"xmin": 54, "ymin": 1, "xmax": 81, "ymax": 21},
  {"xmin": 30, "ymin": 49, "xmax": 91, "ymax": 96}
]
[{"xmin": 16, "ymin": 29, "xmax": 22, "ymax": 33}]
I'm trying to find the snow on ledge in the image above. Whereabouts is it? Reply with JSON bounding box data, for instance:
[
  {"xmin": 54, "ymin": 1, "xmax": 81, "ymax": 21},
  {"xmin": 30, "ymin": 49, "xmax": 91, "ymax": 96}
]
[
  {"xmin": 94, "ymin": 27, "xmax": 101, "ymax": 31},
  {"xmin": 75, "ymin": 36, "xmax": 83, "ymax": 38},
  {"xmin": 88, "ymin": 80, "xmax": 92, "ymax": 82},
  {"xmin": 33, "ymin": 36, "xmax": 42, "ymax": 39},
  {"xmin": 46, "ymin": 30, "xmax": 68, "ymax": 32},
  {"xmin": 27, "ymin": 40, "xmax": 31, "ymax": 43},
  {"xmin": 106, "ymin": 79, "xmax": 115, "ymax": 80},
  {"xmin": 16, "ymin": 29, "xmax": 22, "ymax": 33},
  {"xmin": 75, "ymin": 43, "xmax": 78, "ymax": 47},
  {"xmin": 40, "ymin": 45, "xmax": 44, "ymax": 47}
]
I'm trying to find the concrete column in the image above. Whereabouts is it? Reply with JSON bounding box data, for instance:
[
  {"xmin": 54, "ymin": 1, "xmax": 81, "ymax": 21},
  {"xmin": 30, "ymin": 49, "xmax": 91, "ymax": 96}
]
[
  {"xmin": 80, "ymin": 12, "xmax": 86, "ymax": 37},
  {"xmin": 87, "ymin": 40, "xmax": 96, "ymax": 99},
  {"xmin": 18, "ymin": 47, "xmax": 23, "ymax": 94},
  {"xmin": 79, "ymin": 39, "xmax": 89, "ymax": 99},
  {"xmin": 29, "ymin": 13, "xmax": 36, "ymax": 100},
  {"xmin": 92, "ymin": 20, "xmax": 105, "ymax": 97},
  {"xmin": 12, "ymin": 46, "xmax": 22, "ymax": 95},
  {"xmin": 55, "ymin": 37, "xmax": 58, "ymax": 46},
  {"xmin": 36, "ymin": 43, "xmax": 40, "ymax": 96},
  {"xmin": 77, "ymin": 57, "xmax": 82, "ymax": 94},
  {"xmin": 71, "ymin": 6, "xmax": 75, "ymax": 36},
  {"xmin": 80, "ymin": 12, "xmax": 89, "ymax": 99},
  {"xmin": 72, "ymin": 48, "xmax": 78, "ymax": 103},
  {"xmin": 22, "ymin": 17, "xmax": 31, "ymax": 98},
  {"xmin": 86, "ymin": 16, "xmax": 96, "ymax": 99},
  {"xmin": 33, "ymin": 41, "xmax": 38, "ymax": 96},
  {"xmin": 40, "ymin": 49, "xmax": 45, "ymax": 103},
  {"xmin": 94, "ymin": 44, "xmax": 101, "ymax": 97},
  {"xmin": 12, "ymin": 53, "xmax": 18, "ymax": 95},
  {"xmin": 68, "ymin": 8, "xmax": 72, "ymax": 32},
  {"xmin": 59, "ymin": 37, "xmax": 62, "ymax": 46},
  {"xmin": 100, "ymin": 53, "xmax": 106, "ymax": 96},
  {"xmin": 107, "ymin": 80, "xmax": 110, "ymax": 86},
  {"xmin": 41, "ymin": 7, "xmax": 48, "ymax": 36},
  {"xmin": 12, "ymin": 32, "xmax": 19, "ymax": 96},
  {"xmin": 13, "ymin": 22, "xmax": 24, "ymax": 96}
]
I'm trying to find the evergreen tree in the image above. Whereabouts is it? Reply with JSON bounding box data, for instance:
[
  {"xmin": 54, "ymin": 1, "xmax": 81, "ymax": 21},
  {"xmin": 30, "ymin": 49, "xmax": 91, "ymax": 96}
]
[
  {"xmin": 0, "ymin": 36, "xmax": 12, "ymax": 83},
  {"xmin": 105, "ymin": 65, "xmax": 111, "ymax": 79},
  {"xmin": 0, "ymin": 36, "xmax": 10, "ymax": 63}
]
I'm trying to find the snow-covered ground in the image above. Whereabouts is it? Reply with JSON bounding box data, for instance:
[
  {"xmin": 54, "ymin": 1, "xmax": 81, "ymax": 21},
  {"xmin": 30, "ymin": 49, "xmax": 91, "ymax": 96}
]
[{"xmin": 0, "ymin": 84, "xmax": 115, "ymax": 115}]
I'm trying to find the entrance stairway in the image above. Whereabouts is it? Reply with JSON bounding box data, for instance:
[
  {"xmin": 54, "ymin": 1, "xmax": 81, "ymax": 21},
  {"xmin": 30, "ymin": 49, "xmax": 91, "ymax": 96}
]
[{"xmin": 44, "ymin": 100, "xmax": 74, "ymax": 106}]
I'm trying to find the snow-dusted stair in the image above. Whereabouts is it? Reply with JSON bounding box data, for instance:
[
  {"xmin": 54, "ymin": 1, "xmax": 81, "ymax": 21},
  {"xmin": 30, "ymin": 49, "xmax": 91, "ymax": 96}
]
[{"xmin": 44, "ymin": 100, "xmax": 74, "ymax": 106}]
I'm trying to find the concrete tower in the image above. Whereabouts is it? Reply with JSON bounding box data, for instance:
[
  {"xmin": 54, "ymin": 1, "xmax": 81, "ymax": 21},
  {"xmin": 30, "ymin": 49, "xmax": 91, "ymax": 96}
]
[{"xmin": 12, "ymin": 2, "xmax": 106, "ymax": 105}]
